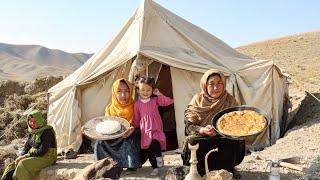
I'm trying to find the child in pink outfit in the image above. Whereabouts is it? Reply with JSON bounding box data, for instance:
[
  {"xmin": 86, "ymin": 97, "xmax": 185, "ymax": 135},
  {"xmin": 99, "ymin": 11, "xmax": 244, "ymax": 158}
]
[{"xmin": 133, "ymin": 76, "xmax": 173, "ymax": 176}]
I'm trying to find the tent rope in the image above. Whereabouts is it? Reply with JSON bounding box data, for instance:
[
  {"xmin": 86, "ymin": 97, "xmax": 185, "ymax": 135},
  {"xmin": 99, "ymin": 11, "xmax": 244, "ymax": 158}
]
[{"xmin": 289, "ymin": 76, "xmax": 320, "ymax": 104}]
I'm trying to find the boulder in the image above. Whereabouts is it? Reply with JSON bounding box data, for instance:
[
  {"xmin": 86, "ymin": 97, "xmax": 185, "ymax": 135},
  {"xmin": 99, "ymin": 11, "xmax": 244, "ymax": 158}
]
[
  {"xmin": 38, "ymin": 154, "xmax": 93, "ymax": 180},
  {"xmin": 82, "ymin": 157, "xmax": 122, "ymax": 180},
  {"xmin": 165, "ymin": 165, "xmax": 189, "ymax": 180},
  {"xmin": 203, "ymin": 169, "xmax": 233, "ymax": 180}
]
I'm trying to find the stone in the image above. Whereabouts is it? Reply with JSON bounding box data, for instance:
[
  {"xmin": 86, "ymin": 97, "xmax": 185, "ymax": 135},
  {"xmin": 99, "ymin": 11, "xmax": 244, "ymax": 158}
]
[
  {"xmin": 4, "ymin": 158, "xmax": 14, "ymax": 168},
  {"xmin": 82, "ymin": 157, "xmax": 122, "ymax": 180},
  {"xmin": 203, "ymin": 169, "xmax": 233, "ymax": 180},
  {"xmin": 165, "ymin": 165, "xmax": 190, "ymax": 180},
  {"xmin": 38, "ymin": 154, "xmax": 93, "ymax": 180},
  {"xmin": 250, "ymin": 152, "xmax": 263, "ymax": 160}
]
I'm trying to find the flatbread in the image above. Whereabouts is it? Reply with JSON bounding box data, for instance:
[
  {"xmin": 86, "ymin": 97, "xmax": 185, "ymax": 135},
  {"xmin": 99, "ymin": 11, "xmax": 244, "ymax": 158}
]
[
  {"xmin": 83, "ymin": 116, "xmax": 130, "ymax": 140},
  {"xmin": 96, "ymin": 120, "xmax": 121, "ymax": 135},
  {"xmin": 216, "ymin": 110, "xmax": 267, "ymax": 137}
]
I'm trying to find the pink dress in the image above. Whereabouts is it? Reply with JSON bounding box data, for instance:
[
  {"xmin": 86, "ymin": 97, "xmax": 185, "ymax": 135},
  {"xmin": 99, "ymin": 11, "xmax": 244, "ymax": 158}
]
[{"xmin": 134, "ymin": 95, "xmax": 174, "ymax": 150}]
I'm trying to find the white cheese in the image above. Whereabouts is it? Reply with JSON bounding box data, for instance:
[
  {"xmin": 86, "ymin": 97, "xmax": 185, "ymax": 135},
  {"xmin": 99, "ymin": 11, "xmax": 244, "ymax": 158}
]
[{"xmin": 96, "ymin": 120, "xmax": 121, "ymax": 135}]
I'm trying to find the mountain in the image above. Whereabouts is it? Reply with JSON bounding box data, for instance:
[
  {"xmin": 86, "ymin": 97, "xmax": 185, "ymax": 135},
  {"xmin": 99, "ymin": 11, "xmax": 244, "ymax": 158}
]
[{"xmin": 0, "ymin": 42, "xmax": 92, "ymax": 81}]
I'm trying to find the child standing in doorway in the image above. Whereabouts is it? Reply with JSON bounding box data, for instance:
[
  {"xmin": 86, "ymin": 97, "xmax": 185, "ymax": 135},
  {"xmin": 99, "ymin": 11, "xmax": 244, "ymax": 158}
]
[{"xmin": 133, "ymin": 76, "xmax": 174, "ymax": 176}]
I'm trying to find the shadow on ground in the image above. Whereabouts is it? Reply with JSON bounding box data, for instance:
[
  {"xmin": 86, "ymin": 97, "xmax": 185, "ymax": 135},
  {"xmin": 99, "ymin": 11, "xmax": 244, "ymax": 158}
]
[
  {"xmin": 120, "ymin": 165, "xmax": 176, "ymax": 179},
  {"xmin": 287, "ymin": 93, "xmax": 320, "ymax": 131}
]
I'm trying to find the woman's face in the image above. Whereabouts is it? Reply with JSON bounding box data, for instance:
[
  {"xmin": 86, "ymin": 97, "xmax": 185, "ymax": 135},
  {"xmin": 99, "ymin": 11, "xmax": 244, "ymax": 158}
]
[
  {"xmin": 137, "ymin": 83, "xmax": 153, "ymax": 100},
  {"xmin": 206, "ymin": 75, "xmax": 224, "ymax": 98},
  {"xmin": 28, "ymin": 117, "xmax": 39, "ymax": 129},
  {"xmin": 116, "ymin": 82, "xmax": 130, "ymax": 105}
]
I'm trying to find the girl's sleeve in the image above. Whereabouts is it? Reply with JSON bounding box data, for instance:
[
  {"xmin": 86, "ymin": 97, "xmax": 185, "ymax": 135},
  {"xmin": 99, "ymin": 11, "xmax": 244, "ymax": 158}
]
[
  {"xmin": 133, "ymin": 103, "xmax": 140, "ymax": 128},
  {"xmin": 156, "ymin": 95, "xmax": 174, "ymax": 106}
]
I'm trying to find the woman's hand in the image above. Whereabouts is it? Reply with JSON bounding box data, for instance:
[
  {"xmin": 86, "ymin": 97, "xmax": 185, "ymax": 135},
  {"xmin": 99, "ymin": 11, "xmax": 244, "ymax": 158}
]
[
  {"xmin": 153, "ymin": 89, "xmax": 163, "ymax": 96},
  {"xmin": 199, "ymin": 125, "xmax": 217, "ymax": 137},
  {"xmin": 123, "ymin": 127, "xmax": 135, "ymax": 138},
  {"xmin": 15, "ymin": 154, "xmax": 28, "ymax": 165}
]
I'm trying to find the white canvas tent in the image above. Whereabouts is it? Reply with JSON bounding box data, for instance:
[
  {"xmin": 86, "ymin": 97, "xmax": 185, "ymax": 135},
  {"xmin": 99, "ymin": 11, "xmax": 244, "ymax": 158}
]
[{"xmin": 48, "ymin": 0, "xmax": 288, "ymax": 152}]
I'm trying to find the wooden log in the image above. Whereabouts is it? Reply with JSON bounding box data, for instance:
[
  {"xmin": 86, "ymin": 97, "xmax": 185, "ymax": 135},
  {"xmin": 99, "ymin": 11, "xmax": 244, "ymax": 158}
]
[{"xmin": 279, "ymin": 162, "xmax": 304, "ymax": 171}]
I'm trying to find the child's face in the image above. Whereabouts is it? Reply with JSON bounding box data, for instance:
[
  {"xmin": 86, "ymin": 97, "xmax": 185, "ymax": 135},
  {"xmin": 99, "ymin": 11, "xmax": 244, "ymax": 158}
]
[
  {"xmin": 116, "ymin": 82, "xmax": 130, "ymax": 105},
  {"xmin": 138, "ymin": 83, "xmax": 153, "ymax": 99}
]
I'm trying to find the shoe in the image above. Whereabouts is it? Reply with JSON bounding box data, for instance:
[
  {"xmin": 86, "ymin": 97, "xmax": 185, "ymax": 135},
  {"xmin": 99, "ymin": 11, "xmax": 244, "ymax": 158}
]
[
  {"xmin": 156, "ymin": 156, "xmax": 164, "ymax": 167},
  {"xmin": 150, "ymin": 168, "xmax": 159, "ymax": 176},
  {"xmin": 125, "ymin": 168, "xmax": 137, "ymax": 175}
]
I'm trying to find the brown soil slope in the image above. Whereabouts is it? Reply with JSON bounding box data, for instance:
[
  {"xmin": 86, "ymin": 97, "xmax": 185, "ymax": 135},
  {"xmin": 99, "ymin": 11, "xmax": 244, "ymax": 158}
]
[
  {"xmin": 236, "ymin": 31, "xmax": 320, "ymax": 179},
  {"xmin": 237, "ymin": 31, "xmax": 320, "ymax": 92}
]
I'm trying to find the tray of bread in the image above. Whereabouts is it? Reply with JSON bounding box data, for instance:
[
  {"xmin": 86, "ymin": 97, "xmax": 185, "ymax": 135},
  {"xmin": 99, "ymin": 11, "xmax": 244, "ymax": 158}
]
[
  {"xmin": 83, "ymin": 116, "xmax": 130, "ymax": 140},
  {"xmin": 211, "ymin": 105, "xmax": 270, "ymax": 139}
]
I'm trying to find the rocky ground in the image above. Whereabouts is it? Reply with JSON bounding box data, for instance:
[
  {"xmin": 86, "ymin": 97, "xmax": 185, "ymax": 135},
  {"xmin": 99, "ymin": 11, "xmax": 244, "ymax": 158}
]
[
  {"xmin": 0, "ymin": 31, "xmax": 319, "ymax": 179},
  {"xmin": 237, "ymin": 106, "xmax": 320, "ymax": 179}
]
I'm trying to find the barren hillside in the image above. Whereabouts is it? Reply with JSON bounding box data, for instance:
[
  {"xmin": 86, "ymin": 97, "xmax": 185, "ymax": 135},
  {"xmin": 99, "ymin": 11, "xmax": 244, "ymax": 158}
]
[
  {"xmin": 236, "ymin": 31, "xmax": 320, "ymax": 179},
  {"xmin": 237, "ymin": 31, "xmax": 320, "ymax": 93},
  {"xmin": 0, "ymin": 43, "xmax": 91, "ymax": 82}
]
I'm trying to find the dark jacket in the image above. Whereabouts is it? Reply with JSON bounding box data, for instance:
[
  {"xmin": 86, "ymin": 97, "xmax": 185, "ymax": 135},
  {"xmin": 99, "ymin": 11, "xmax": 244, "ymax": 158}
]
[{"xmin": 21, "ymin": 128, "xmax": 57, "ymax": 157}]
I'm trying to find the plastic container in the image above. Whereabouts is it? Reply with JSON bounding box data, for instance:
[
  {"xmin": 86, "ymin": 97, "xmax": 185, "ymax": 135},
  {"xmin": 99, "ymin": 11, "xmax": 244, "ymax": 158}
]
[{"xmin": 269, "ymin": 162, "xmax": 280, "ymax": 180}]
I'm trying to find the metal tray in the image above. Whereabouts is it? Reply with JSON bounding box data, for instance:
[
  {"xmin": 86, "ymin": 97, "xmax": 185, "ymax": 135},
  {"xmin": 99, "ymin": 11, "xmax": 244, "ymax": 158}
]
[{"xmin": 211, "ymin": 105, "xmax": 271, "ymax": 140}]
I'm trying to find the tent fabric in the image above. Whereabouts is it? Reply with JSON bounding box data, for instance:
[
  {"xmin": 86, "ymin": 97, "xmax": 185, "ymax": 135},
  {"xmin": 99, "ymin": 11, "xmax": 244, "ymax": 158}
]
[{"xmin": 48, "ymin": 0, "xmax": 288, "ymax": 152}]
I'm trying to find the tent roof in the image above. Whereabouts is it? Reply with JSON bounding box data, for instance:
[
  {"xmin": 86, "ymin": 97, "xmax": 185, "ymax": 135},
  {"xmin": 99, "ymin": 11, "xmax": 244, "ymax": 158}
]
[{"xmin": 49, "ymin": 0, "xmax": 274, "ymax": 94}]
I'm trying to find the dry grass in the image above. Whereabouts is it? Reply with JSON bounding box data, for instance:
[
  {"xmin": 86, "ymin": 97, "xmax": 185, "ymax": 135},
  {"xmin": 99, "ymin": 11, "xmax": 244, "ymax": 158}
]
[{"xmin": 237, "ymin": 31, "xmax": 320, "ymax": 93}]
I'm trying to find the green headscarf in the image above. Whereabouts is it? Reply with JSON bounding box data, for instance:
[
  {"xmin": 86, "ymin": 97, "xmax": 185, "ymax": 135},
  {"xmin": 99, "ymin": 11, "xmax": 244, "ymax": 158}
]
[{"xmin": 27, "ymin": 110, "xmax": 52, "ymax": 144}]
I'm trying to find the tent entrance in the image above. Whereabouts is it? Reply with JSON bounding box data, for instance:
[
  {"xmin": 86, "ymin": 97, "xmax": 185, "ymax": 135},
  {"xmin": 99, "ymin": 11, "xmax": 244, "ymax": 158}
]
[{"xmin": 148, "ymin": 62, "xmax": 178, "ymax": 151}]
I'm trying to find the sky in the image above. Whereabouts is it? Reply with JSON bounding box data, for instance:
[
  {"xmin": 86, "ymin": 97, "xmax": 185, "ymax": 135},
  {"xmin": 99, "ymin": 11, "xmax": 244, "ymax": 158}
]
[{"xmin": 0, "ymin": 0, "xmax": 319, "ymax": 54}]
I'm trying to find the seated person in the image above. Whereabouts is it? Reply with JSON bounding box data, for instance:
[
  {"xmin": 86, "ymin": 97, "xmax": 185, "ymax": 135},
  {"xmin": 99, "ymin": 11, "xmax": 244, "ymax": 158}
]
[
  {"xmin": 2, "ymin": 110, "xmax": 57, "ymax": 180},
  {"xmin": 94, "ymin": 78, "xmax": 141, "ymax": 171},
  {"xmin": 181, "ymin": 69, "xmax": 245, "ymax": 177}
]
